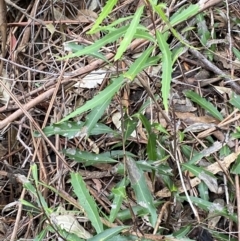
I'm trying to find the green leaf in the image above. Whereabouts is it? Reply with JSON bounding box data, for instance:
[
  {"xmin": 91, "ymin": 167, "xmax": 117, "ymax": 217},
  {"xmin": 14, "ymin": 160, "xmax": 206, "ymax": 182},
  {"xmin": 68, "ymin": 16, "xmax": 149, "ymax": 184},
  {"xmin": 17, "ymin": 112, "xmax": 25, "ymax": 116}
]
[
  {"xmin": 230, "ymin": 155, "xmax": 240, "ymax": 174},
  {"xmin": 152, "ymin": 123, "xmax": 169, "ymax": 135},
  {"xmin": 198, "ymin": 182, "xmax": 209, "ymax": 201},
  {"xmin": 85, "ymin": 98, "xmax": 111, "ymax": 136},
  {"xmin": 233, "ymin": 47, "xmax": 240, "ymax": 61},
  {"xmin": 34, "ymin": 228, "xmax": 48, "ymax": 241},
  {"xmin": 31, "ymin": 163, "xmax": 38, "ymax": 186},
  {"xmin": 170, "ymin": 4, "xmax": 199, "ymax": 27},
  {"xmin": 64, "ymin": 42, "xmax": 109, "ymax": 63},
  {"xmin": 153, "ymin": 4, "xmax": 193, "ymax": 48},
  {"xmin": 229, "ymin": 94, "xmax": 240, "ymax": 110},
  {"xmin": 71, "ymin": 173, "xmax": 103, "ymax": 233},
  {"xmin": 109, "ymin": 179, "xmax": 127, "ymax": 223},
  {"xmin": 123, "ymin": 116, "xmax": 138, "ymax": 142},
  {"xmin": 58, "ymin": 76, "xmax": 125, "ymax": 123},
  {"xmin": 58, "ymin": 27, "xmax": 128, "ymax": 60},
  {"xmin": 126, "ymin": 157, "xmax": 157, "ymax": 226},
  {"xmin": 124, "ymin": 46, "xmax": 154, "ymax": 80},
  {"xmin": 134, "ymin": 29, "xmax": 155, "ymax": 42},
  {"xmin": 88, "ymin": 226, "xmax": 129, "ymax": 241},
  {"xmin": 64, "ymin": 149, "xmax": 118, "ymax": 166},
  {"xmin": 173, "ymin": 225, "xmax": 192, "ymax": 238},
  {"xmin": 35, "ymin": 121, "xmax": 116, "ymax": 138},
  {"xmin": 147, "ymin": 132, "xmax": 157, "ymax": 160},
  {"xmin": 115, "ymin": 6, "xmax": 144, "ymax": 61},
  {"xmin": 185, "ymin": 90, "xmax": 223, "ymax": 121},
  {"xmin": 160, "ymin": 174, "xmax": 177, "ymax": 192},
  {"xmin": 92, "ymin": 16, "xmax": 133, "ymax": 32},
  {"xmin": 156, "ymin": 30, "xmax": 172, "ymax": 112},
  {"xmin": 88, "ymin": 0, "xmax": 118, "ymax": 34},
  {"xmin": 135, "ymin": 113, "xmax": 151, "ymax": 133},
  {"xmin": 178, "ymin": 196, "xmax": 237, "ymax": 223},
  {"xmin": 196, "ymin": 13, "xmax": 210, "ymax": 45},
  {"xmin": 20, "ymin": 199, "xmax": 40, "ymax": 211}
]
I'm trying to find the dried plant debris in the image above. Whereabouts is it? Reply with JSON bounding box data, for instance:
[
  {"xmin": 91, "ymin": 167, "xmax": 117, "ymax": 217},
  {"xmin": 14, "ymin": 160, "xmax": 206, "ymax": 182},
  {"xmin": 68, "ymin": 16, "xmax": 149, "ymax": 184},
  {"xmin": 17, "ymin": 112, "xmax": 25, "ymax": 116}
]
[{"xmin": 0, "ymin": 0, "xmax": 240, "ymax": 240}]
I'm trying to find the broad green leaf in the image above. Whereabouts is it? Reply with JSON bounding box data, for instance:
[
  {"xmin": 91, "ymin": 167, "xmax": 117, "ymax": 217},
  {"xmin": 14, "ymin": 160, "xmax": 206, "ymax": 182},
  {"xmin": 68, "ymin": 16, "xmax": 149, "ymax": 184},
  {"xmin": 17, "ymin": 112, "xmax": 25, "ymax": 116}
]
[
  {"xmin": 58, "ymin": 230, "xmax": 85, "ymax": 241},
  {"xmin": 71, "ymin": 173, "xmax": 103, "ymax": 233},
  {"xmin": 92, "ymin": 16, "xmax": 133, "ymax": 32},
  {"xmin": 115, "ymin": 6, "xmax": 144, "ymax": 61},
  {"xmin": 31, "ymin": 163, "xmax": 39, "ymax": 186},
  {"xmin": 141, "ymin": 56, "xmax": 161, "ymax": 69},
  {"xmin": 58, "ymin": 76, "xmax": 125, "ymax": 123},
  {"xmin": 123, "ymin": 116, "xmax": 138, "ymax": 142},
  {"xmin": 25, "ymin": 185, "xmax": 49, "ymax": 212},
  {"xmin": 35, "ymin": 121, "xmax": 116, "ymax": 139},
  {"xmin": 229, "ymin": 94, "xmax": 240, "ymax": 110},
  {"xmin": 109, "ymin": 179, "xmax": 127, "ymax": 222},
  {"xmin": 196, "ymin": 13, "xmax": 210, "ymax": 45},
  {"xmin": 126, "ymin": 157, "xmax": 157, "ymax": 226},
  {"xmin": 152, "ymin": 123, "xmax": 169, "ymax": 135},
  {"xmin": 230, "ymin": 155, "xmax": 240, "ymax": 174},
  {"xmin": 198, "ymin": 182, "xmax": 209, "ymax": 201},
  {"xmin": 173, "ymin": 225, "xmax": 192, "ymax": 238},
  {"xmin": 170, "ymin": 4, "xmax": 199, "ymax": 27},
  {"xmin": 182, "ymin": 163, "xmax": 215, "ymax": 178},
  {"xmin": 64, "ymin": 149, "xmax": 118, "ymax": 165},
  {"xmin": 19, "ymin": 199, "xmax": 41, "ymax": 213},
  {"xmin": 85, "ymin": 99, "xmax": 111, "ymax": 136},
  {"xmin": 233, "ymin": 47, "xmax": 240, "ymax": 61},
  {"xmin": 185, "ymin": 90, "xmax": 223, "ymax": 121},
  {"xmin": 34, "ymin": 228, "xmax": 48, "ymax": 241},
  {"xmin": 147, "ymin": 132, "xmax": 157, "ymax": 160},
  {"xmin": 135, "ymin": 113, "xmax": 151, "ymax": 133},
  {"xmin": 153, "ymin": 4, "xmax": 193, "ymax": 48},
  {"xmin": 88, "ymin": 226, "xmax": 129, "ymax": 241},
  {"xmin": 182, "ymin": 164, "xmax": 218, "ymax": 193},
  {"xmin": 103, "ymin": 150, "xmax": 136, "ymax": 159},
  {"xmin": 64, "ymin": 42, "xmax": 109, "ymax": 62},
  {"xmin": 172, "ymin": 47, "xmax": 187, "ymax": 64},
  {"xmin": 187, "ymin": 152, "xmax": 204, "ymax": 165},
  {"xmin": 178, "ymin": 196, "xmax": 237, "ymax": 223},
  {"xmin": 88, "ymin": 0, "xmax": 118, "ymax": 34},
  {"xmin": 134, "ymin": 29, "xmax": 155, "ymax": 42},
  {"xmin": 156, "ymin": 30, "xmax": 172, "ymax": 112},
  {"xmin": 124, "ymin": 47, "xmax": 154, "ymax": 80},
  {"xmin": 219, "ymin": 145, "xmax": 231, "ymax": 159},
  {"xmin": 160, "ymin": 174, "xmax": 177, "ymax": 192},
  {"xmin": 58, "ymin": 27, "xmax": 127, "ymax": 60}
]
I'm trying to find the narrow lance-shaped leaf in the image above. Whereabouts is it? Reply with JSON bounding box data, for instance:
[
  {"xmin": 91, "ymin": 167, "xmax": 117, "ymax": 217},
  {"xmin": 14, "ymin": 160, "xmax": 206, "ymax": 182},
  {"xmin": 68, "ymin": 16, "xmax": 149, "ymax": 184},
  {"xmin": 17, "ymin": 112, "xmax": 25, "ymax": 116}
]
[
  {"xmin": 170, "ymin": 4, "xmax": 199, "ymax": 27},
  {"xmin": 156, "ymin": 30, "xmax": 172, "ymax": 112},
  {"xmin": 124, "ymin": 46, "xmax": 154, "ymax": 80},
  {"xmin": 153, "ymin": 4, "xmax": 193, "ymax": 48},
  {"xmin": 35, "ymin": 121, "xmax": 116, "ymax": 139},
  {"xmin": 88, "ymin": 0, "xmax": 118, "ymax": 34},
  {"xmin": 109, "ymin": 178, "xmax": 127, "ymax": 223},
  {"xmin": 64, "ymin": 43, "xmax": 109, "ymax": 63},
  {"xmin": 84, "ymin": 98, "xmax": 111, "ymax": 136},
  {"xmin": 88, "ymin": 226, "xmax": 129, "ymax": 241},
  {"xmin": 71, "ymin": 173, "xmax": 103, "ymax": 233},
  {"xmin": 115, "ymin": 6, "xmax": 144, "ymax": 61},
  {"xmin": 185, "ymin": 90, "xmax": 223, "ymax": 121},
  {"xmin": 229, "ymin": 94, "xmax": 240, "ymax": 110},
  {"xmin": 126, "ymin": 157, "xmax": 157, "ymax": 226},
  {"xmin": 58, "ymin": 26, "xmax": 128, "ymax": 60},
  {"xmin": 58, "ymin": 76, "xmax": 125, "ymax": 123}
]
